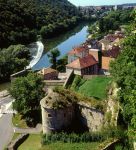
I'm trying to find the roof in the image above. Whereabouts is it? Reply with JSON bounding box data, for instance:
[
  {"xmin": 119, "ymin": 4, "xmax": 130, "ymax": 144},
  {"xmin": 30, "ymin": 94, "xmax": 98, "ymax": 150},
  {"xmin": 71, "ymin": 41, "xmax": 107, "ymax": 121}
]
[
  {"xmin": 102, "ymin": 46, "xmax": 120, "ymax": 58},
  {"xmin": 66, "ymin": 54, "xmax": 98, "ymax": 69},
  {"xmin": 38, "ymin": 68, "xmax": 58, "ymax": 75},
  {"xmin": 102, "ymin": 57, "xmax": 114, "ymax": 70},
  {"xmin": 99, "ymin": 39, "xmax": 111, "ymax": 45},
  {"xmin": 68, "ymin": 45, "xmax": 88, "ymax": 55}
]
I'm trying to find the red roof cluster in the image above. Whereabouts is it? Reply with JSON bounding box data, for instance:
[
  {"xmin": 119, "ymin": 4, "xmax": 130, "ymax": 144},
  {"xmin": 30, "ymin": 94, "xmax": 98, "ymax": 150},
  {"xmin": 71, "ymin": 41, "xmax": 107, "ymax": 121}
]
[{"xmin": 66, "ymin": 54, "xmax": 97, "ymax": 69}]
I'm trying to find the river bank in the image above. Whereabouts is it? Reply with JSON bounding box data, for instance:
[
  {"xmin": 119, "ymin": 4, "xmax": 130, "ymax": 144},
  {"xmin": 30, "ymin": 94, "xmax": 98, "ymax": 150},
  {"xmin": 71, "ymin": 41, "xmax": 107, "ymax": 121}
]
[
  {"xmin": 0, "ymin": 22, "xmax": 91, "ymax": 90},
  {"xmin": 33, "ymin": 23, "xmax": 90, "ymax": 70}
]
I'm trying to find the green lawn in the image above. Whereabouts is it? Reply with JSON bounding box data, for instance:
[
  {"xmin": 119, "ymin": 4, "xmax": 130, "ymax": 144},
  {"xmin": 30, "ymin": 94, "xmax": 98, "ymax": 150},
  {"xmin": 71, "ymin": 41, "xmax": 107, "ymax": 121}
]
[
  {"xmin": 18, "ymin": 134, "xmax": 100, "ymax": 150},
  {"xmin": 18, "ymin": 134, "xmax": 42, "ymax": 150},
  {"xmin": 78, "ymin": 77, "xmax": 111, "ymax": 100}
]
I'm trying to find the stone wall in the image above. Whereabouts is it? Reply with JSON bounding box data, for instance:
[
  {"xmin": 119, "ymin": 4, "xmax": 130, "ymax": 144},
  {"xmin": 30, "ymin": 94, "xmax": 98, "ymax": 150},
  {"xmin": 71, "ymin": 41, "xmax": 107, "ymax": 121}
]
[
  {"xmin": 66, "ymin": 67, "xmax": 81, "ymax": 76},
  {"xmin": 10, "ymin": 69, "xmax": 30, "ymax": 80},
  {"xmin": 7, "ymin": 133, "xmax": 29, "ymax": 150},
  {"xmin": 41, "ymin": 105, "xmax": 75, "ymax": 134},
  {"xmin": 77, "ymin": 101, "xmax": 104, "ymax": 132}
]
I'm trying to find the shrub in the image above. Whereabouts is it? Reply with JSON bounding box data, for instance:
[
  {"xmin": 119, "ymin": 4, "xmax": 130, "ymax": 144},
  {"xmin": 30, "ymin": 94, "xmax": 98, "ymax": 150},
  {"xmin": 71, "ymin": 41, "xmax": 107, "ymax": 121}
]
[{"xmin": 41, "ymin": 129, "xmax": 126, "ymax": 145}]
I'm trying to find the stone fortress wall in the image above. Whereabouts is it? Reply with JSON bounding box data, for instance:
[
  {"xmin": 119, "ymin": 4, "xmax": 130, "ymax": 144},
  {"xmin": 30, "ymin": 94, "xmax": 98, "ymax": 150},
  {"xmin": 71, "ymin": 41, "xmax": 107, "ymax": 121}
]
[
  {"xmin": 41, "ymin": 96, "xmax": 104, "ymax": 134},
  {"xmin": 77, "ymin": 101, "xmax": 104, "ymax": 132},
  {"xmin": 41, "ymin": 105, "xmax": 75, "ymax": 134}
]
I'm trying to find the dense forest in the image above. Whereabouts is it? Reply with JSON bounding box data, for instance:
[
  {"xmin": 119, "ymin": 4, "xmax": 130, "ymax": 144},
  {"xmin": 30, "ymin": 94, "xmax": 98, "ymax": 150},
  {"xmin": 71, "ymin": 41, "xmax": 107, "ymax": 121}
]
[{"xmin": 0, "ymin": 0, "xmax": 80, "ymax": 48}]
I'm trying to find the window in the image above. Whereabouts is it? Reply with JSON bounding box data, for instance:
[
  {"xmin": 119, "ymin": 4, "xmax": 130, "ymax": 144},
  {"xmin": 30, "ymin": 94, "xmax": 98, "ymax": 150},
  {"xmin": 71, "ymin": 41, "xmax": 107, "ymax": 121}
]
[
  {"xmin": 64, "ymin": 113, "xmax": 66, "ymax": 117},
  {"xmin": 48, "ymin": 114, "xmax": 52, "ymax": 117}
]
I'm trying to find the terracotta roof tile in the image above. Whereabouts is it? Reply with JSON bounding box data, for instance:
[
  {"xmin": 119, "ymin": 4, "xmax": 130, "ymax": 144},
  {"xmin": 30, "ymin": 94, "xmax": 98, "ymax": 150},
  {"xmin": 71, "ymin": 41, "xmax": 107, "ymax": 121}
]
[{"xmin": 66, "ymin": 54, "xmax": 98, "ymax": 69}]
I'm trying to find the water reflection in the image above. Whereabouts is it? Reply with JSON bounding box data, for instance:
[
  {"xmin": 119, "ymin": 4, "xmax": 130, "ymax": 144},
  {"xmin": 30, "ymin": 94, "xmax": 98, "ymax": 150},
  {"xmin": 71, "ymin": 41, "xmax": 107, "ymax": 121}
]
[{"xmin": 33, "ymin": 23, "xmax": 89, "ymax": 70}]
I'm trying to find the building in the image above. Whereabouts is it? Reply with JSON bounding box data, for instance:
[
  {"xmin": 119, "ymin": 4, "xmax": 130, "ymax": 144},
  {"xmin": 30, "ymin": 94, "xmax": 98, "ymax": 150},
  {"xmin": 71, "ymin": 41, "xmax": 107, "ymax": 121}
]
[
  {"xmin": 86, "ymin": 39, "xmax": 102, "ymax": 50},
  {"xmin": 104, "ymin": 34, "xmax": 124, "ymax": 42},
  {"xmin": 68, "ymin": 45, "xmax": 89, "ymax": 64},
  {"xmin": 99, "ymin": 39, "xmax": 111, "ymax": 51},
  {"xmin": 102, "ymin": 46, "xmax": 121, "ymax": 58},
  {"xmin": 101, "ymin": 56, "xmax": 114, "ymax": 75},
  {"xmin": 89, "ymin": 49, "xmax": 100, "ymax": 62},
  {"xmin": 66, "ymin": 54, "xmax": 98, "ymax": 76},
  {"xmin": 38, "ymin": 67, "xmax": 58, "ymax": 80}
]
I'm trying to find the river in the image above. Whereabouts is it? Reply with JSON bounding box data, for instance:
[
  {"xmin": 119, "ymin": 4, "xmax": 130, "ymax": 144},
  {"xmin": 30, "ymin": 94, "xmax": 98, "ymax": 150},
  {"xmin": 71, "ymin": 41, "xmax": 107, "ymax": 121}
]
[
  {"xmin": 32, "ymin": 23, "xmax": 89, "ymax": 70},
  {"xmin": 0, "ymin": 23, "xmax": 89, "ymax": 90}
]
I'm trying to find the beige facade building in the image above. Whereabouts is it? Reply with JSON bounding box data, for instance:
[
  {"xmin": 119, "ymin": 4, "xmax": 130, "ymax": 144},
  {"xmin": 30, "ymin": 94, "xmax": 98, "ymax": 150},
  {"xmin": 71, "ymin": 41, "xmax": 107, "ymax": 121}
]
[{"xmin": 38, "ymin": 67, "xmax": 58, "ymax": 80}]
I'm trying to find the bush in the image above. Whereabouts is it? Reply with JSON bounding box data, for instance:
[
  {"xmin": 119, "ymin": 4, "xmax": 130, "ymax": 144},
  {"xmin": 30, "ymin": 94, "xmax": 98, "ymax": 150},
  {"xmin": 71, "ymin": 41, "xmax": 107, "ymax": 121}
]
[{"xmin": 41, "ymin": 129, "xmax": 126, "ymax": 145}]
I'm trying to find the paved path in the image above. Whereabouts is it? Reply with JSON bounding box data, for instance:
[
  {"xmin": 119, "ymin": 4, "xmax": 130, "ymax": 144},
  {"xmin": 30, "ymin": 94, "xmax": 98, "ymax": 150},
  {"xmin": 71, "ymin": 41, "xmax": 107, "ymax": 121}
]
[
  {"xmin": 0, "ymin": 95, "xmax": 12, "ymax": 106},
  {"xmin": 14, "ymin": 124, "xmax": 42, "ymax": 134},
  {"xmin": 0, "ymin": 106, "xmax": 13, "ymax": 150},
  {"xmin": 0, "ymin": 94, "xmax": 14, "ymax": 150}
]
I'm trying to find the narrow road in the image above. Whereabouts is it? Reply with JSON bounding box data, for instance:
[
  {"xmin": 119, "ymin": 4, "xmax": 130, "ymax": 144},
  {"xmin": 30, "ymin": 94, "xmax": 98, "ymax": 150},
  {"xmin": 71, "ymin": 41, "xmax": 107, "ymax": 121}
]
[
  {"xmin": 0, "ymin": 112, "xmax": 13, "ymax": 150},
  {"xmin": 0, "ymin": 95, "xmax": 12, "ymax": 106},
  {"xmin": 0, "ymin": 95, "xmax": 14, "ymax": 150}
]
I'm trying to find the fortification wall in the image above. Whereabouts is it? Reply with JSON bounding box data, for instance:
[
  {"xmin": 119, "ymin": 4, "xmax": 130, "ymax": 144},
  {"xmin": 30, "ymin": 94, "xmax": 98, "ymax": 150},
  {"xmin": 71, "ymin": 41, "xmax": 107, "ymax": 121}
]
[
  {"xmin": 77, "ymin": 101, "xmax": 104, "ymax": 132},
  {"xmin": 41, "ymin": 105, "xmax": 75, "ymax": 134}
]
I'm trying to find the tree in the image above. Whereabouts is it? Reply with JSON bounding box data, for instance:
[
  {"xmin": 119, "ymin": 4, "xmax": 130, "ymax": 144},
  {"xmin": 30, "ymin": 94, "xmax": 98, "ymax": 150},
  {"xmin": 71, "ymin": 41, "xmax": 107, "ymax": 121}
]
[
  {"xmin": 9, "ymin": 72, "xmax": 44, "ymax": 125},
  {"xmin": 57, "ymin": 55, "xmax": 68, "ymax": 72},
  {"xmin": 0, "ymin": 44, "xmax": 30, "ymax": 82},
  {"xmin": 0, "ymin": 0, "xmax": 79, "ymax": 48},
  {"xmin": 110, "ymin": 32, "xmax": 136, "ymax": 129},
  {"xmin": 47, "ymin": 48, "xmax": 60, "ymax": 69}
]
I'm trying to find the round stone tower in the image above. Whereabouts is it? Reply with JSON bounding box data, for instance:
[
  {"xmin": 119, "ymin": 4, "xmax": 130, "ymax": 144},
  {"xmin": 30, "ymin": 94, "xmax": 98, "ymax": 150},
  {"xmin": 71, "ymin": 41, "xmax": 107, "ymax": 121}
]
[{"xmin": 40, "ymin": 89, "xmax": 75, "ymax": 134}]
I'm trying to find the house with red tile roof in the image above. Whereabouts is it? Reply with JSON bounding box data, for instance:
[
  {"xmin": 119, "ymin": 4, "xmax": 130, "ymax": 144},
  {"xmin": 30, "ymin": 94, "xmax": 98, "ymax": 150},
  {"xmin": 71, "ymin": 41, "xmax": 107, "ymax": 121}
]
[
  {"xmin": 38, "ymin": 67, "xmax": 58, "ymax": 80},
  {"xmin": 68, "ymin": 45, "xmax": 89, "ymax": 64},
  {"xmin": 66, "ymin": 54, "xmax": 98, "ymax": 76},
  {"xmin": 101, "ymin": 57, "xmax": 114, "ymax": 75}
]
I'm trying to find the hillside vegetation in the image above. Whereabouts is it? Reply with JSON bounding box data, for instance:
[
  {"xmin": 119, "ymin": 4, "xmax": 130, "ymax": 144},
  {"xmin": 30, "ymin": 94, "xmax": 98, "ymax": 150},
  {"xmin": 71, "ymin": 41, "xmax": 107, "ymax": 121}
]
[{"xmin": 0, "ymin": 0, "xmax": 79, "ymax": 48}]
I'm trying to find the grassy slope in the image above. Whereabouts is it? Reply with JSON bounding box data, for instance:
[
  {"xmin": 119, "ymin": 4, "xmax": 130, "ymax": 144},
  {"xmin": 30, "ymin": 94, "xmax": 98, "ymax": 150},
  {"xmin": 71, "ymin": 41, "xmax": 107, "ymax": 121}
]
[
  {"xmin": 18, "ymin": 134, "xmax": 99, "ymax": 150},
  {"xmin": 19, "ymin": 134, "xmax": 41, "ymax": 150},
  {"xmin": 78, "ymin": 77, "xmax": 111, "ymax": 100}
]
